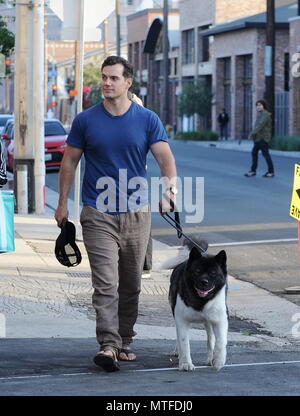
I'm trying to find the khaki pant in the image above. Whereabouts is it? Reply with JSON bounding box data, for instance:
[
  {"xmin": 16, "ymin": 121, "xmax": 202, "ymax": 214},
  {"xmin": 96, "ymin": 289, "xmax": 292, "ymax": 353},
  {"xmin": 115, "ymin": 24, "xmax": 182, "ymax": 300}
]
[{"xmin": 80, "ymin": 206, "xmax": 151, "ymax": 351}]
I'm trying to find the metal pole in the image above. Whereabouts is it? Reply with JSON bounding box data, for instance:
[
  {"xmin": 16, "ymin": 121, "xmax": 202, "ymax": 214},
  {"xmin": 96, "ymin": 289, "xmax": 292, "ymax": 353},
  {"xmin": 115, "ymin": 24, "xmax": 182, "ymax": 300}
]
[
  {"xmin": 33, "ymin": 0, "xmax": 45, "ymax": 214},
  {"xmin": 116, "ymin": 0, "xmax": 121, "ymax": 56},
  {"xmin": 265, "ymin": 0, "xmax": 275, "ymax": 135},
  {"xmin": 162, "ymin": 0, "xmax": 169, "ymax": 125},
  {"xmin": 73, "ymin": 0, "xmax": 85, "ymax": 233}
]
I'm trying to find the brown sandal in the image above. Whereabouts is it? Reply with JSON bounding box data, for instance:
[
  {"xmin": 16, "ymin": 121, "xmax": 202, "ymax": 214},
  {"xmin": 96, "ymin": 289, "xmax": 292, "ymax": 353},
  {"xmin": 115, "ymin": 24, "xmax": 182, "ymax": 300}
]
[{"xmin": 93, "ymin": 346, "xmax": 120, "ymax": 372}]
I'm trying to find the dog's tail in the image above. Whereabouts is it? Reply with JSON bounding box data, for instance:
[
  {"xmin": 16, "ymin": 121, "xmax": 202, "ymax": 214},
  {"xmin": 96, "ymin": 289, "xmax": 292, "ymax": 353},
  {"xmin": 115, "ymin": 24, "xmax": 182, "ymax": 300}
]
[{"xmin": 153, "ymin": 235, "xmax": 208, "ymax": 271}]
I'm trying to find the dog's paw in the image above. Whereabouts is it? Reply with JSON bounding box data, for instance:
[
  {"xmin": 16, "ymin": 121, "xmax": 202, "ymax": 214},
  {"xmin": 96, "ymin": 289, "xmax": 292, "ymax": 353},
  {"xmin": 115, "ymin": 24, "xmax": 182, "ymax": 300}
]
[
  {"xmin": 212, "ymin": 357, "xmax": 225, "ymax": 371},
  {"xmin": 179, "ymin": 362, "xmax": 195, "ymax": 371},
  {"xmin": 206, "ymin": 358, "xmax": 213, "ymax": 366}
]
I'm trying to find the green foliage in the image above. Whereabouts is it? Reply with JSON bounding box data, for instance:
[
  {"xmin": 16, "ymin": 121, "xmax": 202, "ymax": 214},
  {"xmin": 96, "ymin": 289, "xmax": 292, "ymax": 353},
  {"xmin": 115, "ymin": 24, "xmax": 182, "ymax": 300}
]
[
  {"xmin": 83, "ymin": 57, "xmax": 102, "ymax": 86},
  {"xmin": 87, "ymin": 84, "xmax": 103, "ymax": 107},
  {"xmin": 177, "ymin": 81, "xmax": 213, "ymax": 118},
  {"xmin": 270, "ymin": 136, "xmax": 300, "ymax": 151},
  {"xmin": 175, "ymin": 130, "xmax": 218, "ymax": 141},
  {"xmin": 83, "ymin": 55, "xmax": 106, "ymax": 107},
  {"xmin": 0, "ymin": 16, "xmax": 15, "ymax": 58}
]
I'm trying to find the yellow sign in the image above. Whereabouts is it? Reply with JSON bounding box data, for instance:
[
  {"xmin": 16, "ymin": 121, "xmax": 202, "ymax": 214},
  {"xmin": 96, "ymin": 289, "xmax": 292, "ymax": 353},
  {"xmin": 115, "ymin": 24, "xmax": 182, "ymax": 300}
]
[{"xmin": 290, "ymin": 164, "xmax": 300, "ymax": 220}]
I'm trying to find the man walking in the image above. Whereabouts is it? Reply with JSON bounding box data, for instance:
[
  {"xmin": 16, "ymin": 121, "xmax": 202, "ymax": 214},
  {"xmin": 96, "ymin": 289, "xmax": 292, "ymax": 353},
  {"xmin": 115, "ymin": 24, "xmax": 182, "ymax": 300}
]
[
  {"xmin": 244, "ymin": 100, "xmax": 274, "ymax": 178},
  {"xmin": 55, "ymin": 56, "xmax": 177, "ymax": 371}
]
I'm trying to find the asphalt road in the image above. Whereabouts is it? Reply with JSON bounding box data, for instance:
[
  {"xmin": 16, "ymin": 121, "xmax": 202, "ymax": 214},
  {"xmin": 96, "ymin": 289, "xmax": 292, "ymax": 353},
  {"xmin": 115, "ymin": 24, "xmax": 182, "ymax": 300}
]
[{"xmin": 46, "ymin": 139, "xmax": 297, "ymax": 244}]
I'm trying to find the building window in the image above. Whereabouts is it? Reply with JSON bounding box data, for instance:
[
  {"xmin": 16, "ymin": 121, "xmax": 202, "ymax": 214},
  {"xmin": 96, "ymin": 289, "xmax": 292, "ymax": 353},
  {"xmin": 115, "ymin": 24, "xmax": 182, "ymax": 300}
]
[
  {"xmin": 182, "ymin": 29, "xmax": 195, "ymax": 65},
  {"xmin": 224, "ymin": 57, "xmax": 231, "ymax": 80},
  {"xmin": 243, "ymin": 54, "xmax": 252, "ymax": 79},
  {"xmin": 134, "ymin": 42, "xmax": 139, "ymax": 71},
  {"xmin": 174, "ymin": 57, "xmax": 178, "ymax": 75},
  {"xmin": 284, "ymin": 53, "xmax": 290, "ymax": 91},
  {"xmin": 223, "ymin": 57, "xmax": 231, "ymax": 124},
  {"xmin": 198, "ymin": 25, "xmax": 210, "ymax": 63},
  {"xmin": 242, "ymin": 54, "xmax": 253, "ymax": 138},
  {"xmin": 127, "ymin": 0, "xmax": 134, "ymax": 5},
  {"xmin": 128, "ymin": 43, "xmax": 133, "ymax": 64}
]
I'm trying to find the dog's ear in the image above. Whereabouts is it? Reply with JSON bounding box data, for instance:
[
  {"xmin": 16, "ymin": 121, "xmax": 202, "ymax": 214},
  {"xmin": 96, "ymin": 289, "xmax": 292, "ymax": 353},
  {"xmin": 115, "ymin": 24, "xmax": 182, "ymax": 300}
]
[
  {"xmin": 215, "ymin": 250, "xmax": 227, "ymax": 273},
  {"xmin": 188, "ymin": 247, "xmax": 202, "ymax": 263}
]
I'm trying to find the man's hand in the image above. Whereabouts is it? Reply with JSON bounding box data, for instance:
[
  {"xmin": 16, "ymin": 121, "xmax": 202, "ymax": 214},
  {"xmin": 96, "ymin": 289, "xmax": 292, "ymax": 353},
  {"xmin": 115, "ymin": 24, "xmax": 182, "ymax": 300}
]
[
  {"xmin": 159, "ymin": 192, "xmax": 176, "ymax": 214},
  {"xmin": 55, "ymin": 204, "xmax": 68, "ymax": 228}
]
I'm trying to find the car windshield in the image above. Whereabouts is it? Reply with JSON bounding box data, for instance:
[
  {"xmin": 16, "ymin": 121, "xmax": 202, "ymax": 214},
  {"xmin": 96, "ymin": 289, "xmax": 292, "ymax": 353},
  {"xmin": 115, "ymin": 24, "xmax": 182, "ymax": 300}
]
[
  {"xmin": 45, "ymin": 121, "xmax": 66, "ymax": 136},
  {"xmin": 0, "ymin": 116, "xmax": 13, "ymax": 126}
]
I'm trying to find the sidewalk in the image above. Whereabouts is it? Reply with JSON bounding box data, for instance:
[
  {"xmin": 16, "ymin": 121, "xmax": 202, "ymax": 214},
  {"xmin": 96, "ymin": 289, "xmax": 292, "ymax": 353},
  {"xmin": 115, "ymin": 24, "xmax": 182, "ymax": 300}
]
[
  {"xmin": 0, "ymin": 186, "xmax": 299, "ymax": 347},
  {"xmin": 183, "ymin": 138, "xmax": 300, "ymax": 159}
]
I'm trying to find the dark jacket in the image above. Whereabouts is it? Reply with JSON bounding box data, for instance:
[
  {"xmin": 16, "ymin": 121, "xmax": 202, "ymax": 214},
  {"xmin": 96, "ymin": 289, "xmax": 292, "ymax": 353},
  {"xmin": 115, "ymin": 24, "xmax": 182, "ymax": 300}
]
[
  {"xmin": 217, "ymin": 112, "xmax": 229, "ymax": 125},
  {"xmin": 251, "ymin": 110, "xmax": 272, "ymax": 143}
]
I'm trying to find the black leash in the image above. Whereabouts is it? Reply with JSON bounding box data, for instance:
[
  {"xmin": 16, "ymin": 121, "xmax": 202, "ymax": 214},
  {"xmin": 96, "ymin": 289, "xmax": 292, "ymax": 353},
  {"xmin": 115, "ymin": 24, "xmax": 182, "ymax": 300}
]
[{"xmin": 159, "ymin": 198, "xmax": 206, "ymax": 254}]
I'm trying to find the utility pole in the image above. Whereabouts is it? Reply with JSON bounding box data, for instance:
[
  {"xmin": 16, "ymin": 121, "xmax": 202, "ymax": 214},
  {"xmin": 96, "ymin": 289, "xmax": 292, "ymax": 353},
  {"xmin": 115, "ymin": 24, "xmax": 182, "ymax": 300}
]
[
  {"xmin": 14, "ymin": 0, "xmax": 35, "ymax": 214},
  {"xmin": 33, "ymin": 0, "xmax": 45, "ymax": 214},
  {"xmin": 265, "ymin": 0, "xmax": 275, "ymax": 135},
  {"xmin": 73, "ymin": 0, "xmax": 85, "ymax": 233},
  {"xmin": 162, "ymin": 0, "xmax": 169, "ymax": 126},
  {"xmin": 116, "ymin": 0, "xmax": 121, "ymax": 56}
]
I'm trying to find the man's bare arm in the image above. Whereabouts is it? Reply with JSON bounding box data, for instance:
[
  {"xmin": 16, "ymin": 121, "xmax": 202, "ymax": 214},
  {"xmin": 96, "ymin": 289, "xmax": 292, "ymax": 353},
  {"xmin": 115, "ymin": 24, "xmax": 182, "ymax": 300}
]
[
  {"xmin": 55, "ymin": 145, "xmax": 83, "ymax": 226},
  {"xmin": 150, "ymin": 141, "xmax": 177, "ymax": 212}
]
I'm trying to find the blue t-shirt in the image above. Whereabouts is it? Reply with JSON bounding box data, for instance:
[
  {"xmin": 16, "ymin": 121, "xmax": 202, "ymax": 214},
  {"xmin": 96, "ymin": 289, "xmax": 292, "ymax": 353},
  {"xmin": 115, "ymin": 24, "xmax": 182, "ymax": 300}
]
[{"xmin": 67, "ymin": 101, "xmax": 168, "ymax": 213}]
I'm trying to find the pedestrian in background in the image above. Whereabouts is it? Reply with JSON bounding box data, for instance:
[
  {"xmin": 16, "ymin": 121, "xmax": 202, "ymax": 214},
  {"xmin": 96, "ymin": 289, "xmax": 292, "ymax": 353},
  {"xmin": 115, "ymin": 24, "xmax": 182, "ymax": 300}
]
[
  {"xmin": 244, "ymin": 100, "xmax": 274, "ymax": 178},
  {"xmin": 217, "ymin": 108, "xmax": 229, "ymax": 140},
  {"xmin": 55, "ymin": 55, "xmax": 177, "ymax": 372}
]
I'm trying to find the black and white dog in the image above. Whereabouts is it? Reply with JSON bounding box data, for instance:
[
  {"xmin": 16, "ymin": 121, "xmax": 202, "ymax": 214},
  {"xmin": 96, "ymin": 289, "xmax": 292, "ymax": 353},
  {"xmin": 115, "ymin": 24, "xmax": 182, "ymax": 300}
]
[{"xmin": 158, "ymin": 237, "xmax": 228, "ymax": 371}]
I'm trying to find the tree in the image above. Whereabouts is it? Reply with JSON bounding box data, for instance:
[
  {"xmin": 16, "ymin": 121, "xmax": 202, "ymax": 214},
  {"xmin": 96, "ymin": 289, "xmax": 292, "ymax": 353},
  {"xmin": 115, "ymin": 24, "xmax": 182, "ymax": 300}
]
[
  {"xmin": 0, "ymin": 2, "xmax": 15, "ymax": 59},
  {"xmin": 83, "ymin": 56, "xmax": 104, "ymax": 108},
  {"xmin": 177, "ymin": 81, "xmax": 213, "ymax": 119}
]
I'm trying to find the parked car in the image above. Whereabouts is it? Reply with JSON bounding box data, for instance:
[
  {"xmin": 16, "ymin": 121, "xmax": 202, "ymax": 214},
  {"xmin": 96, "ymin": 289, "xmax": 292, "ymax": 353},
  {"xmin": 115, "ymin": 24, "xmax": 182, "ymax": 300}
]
[
  {"xmin": 0, "ymin": 114, "xmax": 13, "ymax": 135},
  {"xmin": 1, "ymin": 119, "xmax": 68, "ymax": 171}
]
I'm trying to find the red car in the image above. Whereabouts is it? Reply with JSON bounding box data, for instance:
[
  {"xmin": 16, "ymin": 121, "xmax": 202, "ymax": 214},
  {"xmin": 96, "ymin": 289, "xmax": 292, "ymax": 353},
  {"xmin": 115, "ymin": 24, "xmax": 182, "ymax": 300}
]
[{"xmin": 1, "ymin": 119, "xmax": 67, "ymax": 171}]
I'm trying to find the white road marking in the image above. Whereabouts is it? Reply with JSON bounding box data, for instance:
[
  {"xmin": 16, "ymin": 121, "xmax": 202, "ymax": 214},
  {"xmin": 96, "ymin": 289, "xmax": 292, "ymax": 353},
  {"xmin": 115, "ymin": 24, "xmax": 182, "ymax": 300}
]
[
  {"xmin": 1, "ymin": 360, "xmax": 300, "ymax": 380},
  {"xmin": 134, "ymin": 360, "xmax": 300, "ymax": 372},
  {"xmin": 171, "ymin": 238, "xmax": 298, "ymax": 250}
]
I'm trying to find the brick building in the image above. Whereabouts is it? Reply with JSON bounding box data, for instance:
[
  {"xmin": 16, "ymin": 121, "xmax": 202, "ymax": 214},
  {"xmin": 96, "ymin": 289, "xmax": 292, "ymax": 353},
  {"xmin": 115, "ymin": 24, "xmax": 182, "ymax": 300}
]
[
  {"xmin": 289, "ymin": 15, "xmax": 300, "ymax": 136},
  {"xmin": 127, "ymin": 8, "xmax": 180, "ymax": 126},
  {"xmin": 176, "ymin": 0, "xmax": 285, "ymax": 133},
  {"xmin": 203, "ymin": 1, "xmax": 298, "ymax": 139}
]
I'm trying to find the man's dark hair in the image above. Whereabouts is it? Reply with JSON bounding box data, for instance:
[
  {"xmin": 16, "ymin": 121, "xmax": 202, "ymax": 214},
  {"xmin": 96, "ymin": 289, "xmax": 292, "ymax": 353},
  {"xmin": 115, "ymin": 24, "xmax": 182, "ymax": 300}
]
[
  {"xmin": 256, "ymin": 99, "xmax": 267, "ymax": 109},
  {"xmin": 101, "ymin": 56, "xmax": 134, "ymax": 79}
]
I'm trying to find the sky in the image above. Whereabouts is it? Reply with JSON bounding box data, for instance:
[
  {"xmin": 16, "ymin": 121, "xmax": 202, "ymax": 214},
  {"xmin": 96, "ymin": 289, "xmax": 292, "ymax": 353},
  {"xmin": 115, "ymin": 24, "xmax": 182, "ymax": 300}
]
[
  {"xmin": 49, "ymin": 0, "xmax": 114, "ymax": 25},
  {"xmin": 49, "ymin": 0, "xmax": 115, "ymax": 40}
]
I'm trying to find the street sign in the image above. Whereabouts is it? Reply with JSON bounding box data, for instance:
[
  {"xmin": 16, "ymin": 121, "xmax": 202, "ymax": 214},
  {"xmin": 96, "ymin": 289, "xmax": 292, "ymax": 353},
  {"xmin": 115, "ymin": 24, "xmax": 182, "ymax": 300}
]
[
  {"xmin": 0, "ymin": 53, "xmax": 5, "ymax": 78},
  {"xmin": 290, "ymin": 164, "xmax": 300, "ymax": 220}
]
